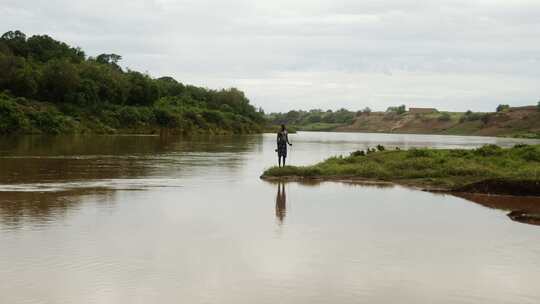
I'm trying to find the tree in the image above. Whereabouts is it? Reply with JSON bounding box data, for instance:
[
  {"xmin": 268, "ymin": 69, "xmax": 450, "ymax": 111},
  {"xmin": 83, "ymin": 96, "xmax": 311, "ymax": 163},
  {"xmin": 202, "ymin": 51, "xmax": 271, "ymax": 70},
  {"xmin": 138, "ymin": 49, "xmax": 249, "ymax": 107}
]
[
  {"xmin": 27, "ymin": 35, "xmax": 84, "ymax": 62},
  {"xmin": 285, "ymin": 110, "xmax": 300, "ymax": 123},
  {"xmin": 362, "ymin": 107, "xmax": 372, "ymax": 115},
  {"xmin": 126, "ymin": 71, "xmax": 159, "ymax": 106},
  {"xmin": 307, "ymin": 114, "xmax": 322, "ymax": 123},
  {"xmin": 78, "ymin": 61, "xmax": 129, "ymax": 104},
  {"xmin": 0, "ymin": 54, "xmax": 38, "ymax": 97},
  {"xmin": 386, "ymin": 104, "xmax": 406, "ymax": 114},
  {"xmin": 496, "ymin": 104, "xmax": 510, "ymax": 112},
  {"xmin": 537, "ymin": 100, "xmax": 540, "ymax": 111},
  {"xmin": 0, "ymin": 31, "xmax": 28, "ymax": 56},
  {"xmin": 40, "ymin": 59, "xmax": 80, "ymax": 102},
  {"xmin": 156, "ymin": 76, "xmax": 185, "ymax": 97},
  {"xmin": 0, "ymin": 30, "xmax": 266, "ymax": 134},
  {"xmin": 96, "ymin": 53, "xmax": 122, "ymax": 70}
]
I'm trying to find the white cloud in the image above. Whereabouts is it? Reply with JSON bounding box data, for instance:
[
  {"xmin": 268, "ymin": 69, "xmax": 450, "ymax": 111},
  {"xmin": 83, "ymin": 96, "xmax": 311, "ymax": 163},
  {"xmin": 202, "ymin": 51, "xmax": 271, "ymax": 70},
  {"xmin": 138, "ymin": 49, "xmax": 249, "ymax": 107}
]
[{"xmin": 1, "ymin": 0, "xmax": 539, "ymax": 112}]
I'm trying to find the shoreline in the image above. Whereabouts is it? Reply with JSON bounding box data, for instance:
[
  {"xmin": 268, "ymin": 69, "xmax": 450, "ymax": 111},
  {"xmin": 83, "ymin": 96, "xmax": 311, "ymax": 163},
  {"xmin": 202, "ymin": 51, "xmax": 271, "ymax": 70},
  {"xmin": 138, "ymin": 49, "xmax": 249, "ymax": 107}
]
[
  {"xmin": 288, "ymin": 129, "xmax": 540, "ymax": 139},
  {"xmin": 260, "ymin": 175, "xmax": 540, "ymax": 197},
  {"xmin": 261, "ymin": 144, "xmax": 540, "ymax": 197}
]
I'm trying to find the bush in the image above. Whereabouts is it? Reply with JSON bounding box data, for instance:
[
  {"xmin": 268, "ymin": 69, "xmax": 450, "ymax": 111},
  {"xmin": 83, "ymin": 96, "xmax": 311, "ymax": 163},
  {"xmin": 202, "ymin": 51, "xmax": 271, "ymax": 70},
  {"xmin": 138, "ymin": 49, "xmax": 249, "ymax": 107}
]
[
  {"xmin": 154, "ymin": 107, "xmax": 180, "ymax": 128},
  {"xmin": 386, "ymin": 105, "xmax": 406, "ymax": 115},
  {"xmin": 496, "ymin": 104, "xmax": 510, "ymax": 112},
  {"xmin": 407, "ymin": 148, "xmax": 432, "ymax": 158},
  {"xmin": 474, "ymin": 144, "xmax": 502, "ymax": 157},
  {"xmin": 184, "ymin": 110, "xmax": 208, "ymax": 129},
  {"xmin": 460, "ymin": 111, "xmax": 486, "ymax": 123},
  {"xmin": 350, "ymin": 150, "xmax": 366, "ymax": 157},
  {"xmin": 438, "ymin": 112, "xmax": 451, "ymax": 121},
  {"xmin": 0, "ymin": 96, "xmax": 27, "ymax": 134},
  {"xmin": 202, "ymin": 110, "xmax": 225, "ymax": 125},
  {"xmin": 28, "ymin": 109, "xmax": 68, "ymax": 134},
  {"xmin": 513, "ymin": 145, "xmax": 540, "ymax": 162},
  {"xmin": 118, "ymin": 106, "xmax": 142, "ymax": 126}
]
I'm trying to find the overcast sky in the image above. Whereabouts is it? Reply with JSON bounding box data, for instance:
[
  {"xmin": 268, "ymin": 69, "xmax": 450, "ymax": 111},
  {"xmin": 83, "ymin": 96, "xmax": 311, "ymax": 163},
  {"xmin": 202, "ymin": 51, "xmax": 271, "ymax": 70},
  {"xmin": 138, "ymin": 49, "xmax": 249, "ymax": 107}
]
[{"xmin": 2, "ymin": 0, "xmax": 540, "ymax": 112}]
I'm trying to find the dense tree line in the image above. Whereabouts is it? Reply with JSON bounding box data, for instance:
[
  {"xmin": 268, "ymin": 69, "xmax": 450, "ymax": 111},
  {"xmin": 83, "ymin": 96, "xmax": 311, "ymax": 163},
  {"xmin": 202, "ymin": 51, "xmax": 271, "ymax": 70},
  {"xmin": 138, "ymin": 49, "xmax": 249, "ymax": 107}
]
[
  {"xmin": 0, "ymin": 30, "xmax": 265, "ymax": 134},
  {"xmin": 267, "ymin": 108, "xmax": 357, "ymax": 126}
]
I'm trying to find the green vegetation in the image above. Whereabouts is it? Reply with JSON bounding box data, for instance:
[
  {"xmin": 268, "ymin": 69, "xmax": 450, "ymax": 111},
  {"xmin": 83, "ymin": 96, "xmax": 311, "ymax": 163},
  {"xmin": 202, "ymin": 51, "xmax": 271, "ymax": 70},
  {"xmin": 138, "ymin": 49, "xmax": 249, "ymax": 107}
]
[
  {"xmin": 266, "ymin": 108, "xmax": 356, "ymax": 131},
  {"xmin": 496, "ymin": 104, "xmax": 510, "ymax": 112},
  {"xmin": 459, "ymin": 110, "xmax": 488, "ymax": 123},
  {"xmin": 262, "ymin": 145, "xmax": 540, "ymax": 191},
  {"xmin": 386, "ymin": 104, "xmax": 407, "ymax": 115},
  {"xmin": 0, "ymin": 30, "xmax": 265, "ymax": 135},
  {"xmin": 438, "ymin": 112, "xmax": 451, "ymax": 121}
]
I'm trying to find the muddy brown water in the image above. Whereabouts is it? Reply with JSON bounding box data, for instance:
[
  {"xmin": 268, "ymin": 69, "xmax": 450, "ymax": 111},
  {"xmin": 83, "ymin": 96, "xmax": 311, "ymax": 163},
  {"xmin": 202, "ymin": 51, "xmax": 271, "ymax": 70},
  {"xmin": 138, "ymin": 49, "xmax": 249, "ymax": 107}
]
[{"xmin": 1, "ymin": 132, "xmax": 540, "ymax": 304}]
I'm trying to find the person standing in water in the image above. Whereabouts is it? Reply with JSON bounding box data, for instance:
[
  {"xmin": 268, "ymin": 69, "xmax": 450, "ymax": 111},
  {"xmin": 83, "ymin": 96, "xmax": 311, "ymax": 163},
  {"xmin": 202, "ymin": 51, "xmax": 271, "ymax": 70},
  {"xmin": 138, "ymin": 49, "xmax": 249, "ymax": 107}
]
[{"xmin": 276, "ymin": 124, "xmax": 292, "ymax": 167}]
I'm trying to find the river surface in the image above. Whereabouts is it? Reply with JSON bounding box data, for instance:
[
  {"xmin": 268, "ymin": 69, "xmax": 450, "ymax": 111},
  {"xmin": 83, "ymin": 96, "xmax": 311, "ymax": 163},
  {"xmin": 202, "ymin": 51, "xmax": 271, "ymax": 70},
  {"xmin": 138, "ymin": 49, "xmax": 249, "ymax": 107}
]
[{"xmin": 1, "ymin": 132, "xmax": 540, "ymax": 304}]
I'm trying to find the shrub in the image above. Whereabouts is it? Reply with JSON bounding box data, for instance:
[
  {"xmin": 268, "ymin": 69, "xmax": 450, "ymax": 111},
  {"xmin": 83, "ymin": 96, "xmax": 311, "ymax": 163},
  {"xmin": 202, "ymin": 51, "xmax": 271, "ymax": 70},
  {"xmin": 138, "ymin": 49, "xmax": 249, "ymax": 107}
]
[
  {"xmin": 386, "ymin": 105, "xmax": 406, "ymax": 114},
  {"xmin": 154, "ymin": 107, "xmax": 180, "ymax": 128},
  {"xmin": 438, "ymin": 112, "xmax": 451, "ymax": 121},
  {"xmin": 513, "ymin": 145, "xmax": 540, "ymax": 162},
  {"xmin": 202, "ymin": 110, "xmax": 226, "ymax": 126},
  {"xmin": 407, "ymin": 148, "xmax": 432, "ymax": 158},
  {"xmin": 28, "ymin": 109, "xmax": 68, "ymax": 134},
  {"xmin": 118, "ymin": 106, "xmax": 141, "ymax": 126},
  {"xmin": 496, "ymin": 104, "xmax": 510, "ymax": 112},
  {"xmin": 362, "ymin": 107, "xmax": 372, "ymax": 115},
  {"xmin": 474, "ymin": 144, "xmax": 502, "ymax": 157},
  {"xmin": 460, "ymin": 111, "xmax": 486, "ymax": 123},
  {"xmin": 184, "ymin": 110, "xmax": 208, "ymax": 129},
  {"xmin": 350, "ymin": 150, "xmax": 366, "ymax": 157},
  {"xmin": 0, "ymin": 96, "xmax": 27, "ymax": 134}
]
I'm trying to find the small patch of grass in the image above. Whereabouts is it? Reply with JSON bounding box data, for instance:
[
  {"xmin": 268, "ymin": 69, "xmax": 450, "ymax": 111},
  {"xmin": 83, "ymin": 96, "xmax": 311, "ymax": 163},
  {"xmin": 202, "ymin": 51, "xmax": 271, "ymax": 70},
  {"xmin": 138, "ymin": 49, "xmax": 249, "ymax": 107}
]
[{"xmin": 261, "ymin": 144, "xmax": 540, "ymax": 190}]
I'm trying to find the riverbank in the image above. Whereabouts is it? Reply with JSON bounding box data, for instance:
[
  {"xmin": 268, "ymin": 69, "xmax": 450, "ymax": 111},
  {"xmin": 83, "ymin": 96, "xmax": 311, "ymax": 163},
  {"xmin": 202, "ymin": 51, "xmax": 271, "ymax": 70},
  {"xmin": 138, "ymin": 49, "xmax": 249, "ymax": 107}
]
[
  {"xmin": 267, "ymin": 106, "xmax": 540, "ymax": 138},
  {"xmin": 337, "ymin": 108, "xmax": 540, "ymax": 138},
  {"xmin": 0, "ymin": 93, "xmax": 264, "ymax": 135},
  {"xmin": 261, "ymin": 144, "xmax": 540, "ymax": 196}
]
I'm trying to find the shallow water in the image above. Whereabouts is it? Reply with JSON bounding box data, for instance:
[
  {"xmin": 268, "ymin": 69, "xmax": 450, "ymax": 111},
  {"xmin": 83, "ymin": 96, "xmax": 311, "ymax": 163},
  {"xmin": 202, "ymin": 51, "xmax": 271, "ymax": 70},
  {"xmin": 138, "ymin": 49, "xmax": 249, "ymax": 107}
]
[{"xmin": 1, "ymin": 132, "xmax": 539, "ymax": 304}]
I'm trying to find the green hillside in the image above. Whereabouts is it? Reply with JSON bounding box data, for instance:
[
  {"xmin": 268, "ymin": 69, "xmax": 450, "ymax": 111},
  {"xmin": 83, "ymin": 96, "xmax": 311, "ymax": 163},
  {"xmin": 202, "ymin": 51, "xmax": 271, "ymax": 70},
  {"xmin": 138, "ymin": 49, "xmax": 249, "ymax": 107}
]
[{"xmin": 0, "ymin": 31, "xmax": 265, "ymax": 135}]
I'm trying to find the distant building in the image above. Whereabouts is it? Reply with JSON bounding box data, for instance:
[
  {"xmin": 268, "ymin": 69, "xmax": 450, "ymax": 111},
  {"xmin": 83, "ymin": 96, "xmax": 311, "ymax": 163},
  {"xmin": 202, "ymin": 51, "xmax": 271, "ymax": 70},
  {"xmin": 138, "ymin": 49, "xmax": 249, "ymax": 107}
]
[{"xmin": 409, "ymin": 107, "xmax": 438, "ymax": 114}]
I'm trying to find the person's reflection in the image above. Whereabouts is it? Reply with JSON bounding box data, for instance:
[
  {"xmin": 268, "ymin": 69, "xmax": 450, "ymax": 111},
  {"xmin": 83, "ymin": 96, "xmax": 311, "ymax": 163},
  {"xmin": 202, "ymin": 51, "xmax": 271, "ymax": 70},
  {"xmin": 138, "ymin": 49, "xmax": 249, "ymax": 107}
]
[{"xmin": 275, "ymin": 182, "xmax": 287, "ymax": 223}]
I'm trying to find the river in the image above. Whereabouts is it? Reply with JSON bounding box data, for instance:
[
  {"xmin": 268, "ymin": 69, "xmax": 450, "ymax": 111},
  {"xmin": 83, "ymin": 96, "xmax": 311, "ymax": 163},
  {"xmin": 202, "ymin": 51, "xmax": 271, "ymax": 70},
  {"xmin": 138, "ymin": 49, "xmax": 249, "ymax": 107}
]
[{"xmin": 1, "ymin": 132, "xmax": 540, "ymax": 304}]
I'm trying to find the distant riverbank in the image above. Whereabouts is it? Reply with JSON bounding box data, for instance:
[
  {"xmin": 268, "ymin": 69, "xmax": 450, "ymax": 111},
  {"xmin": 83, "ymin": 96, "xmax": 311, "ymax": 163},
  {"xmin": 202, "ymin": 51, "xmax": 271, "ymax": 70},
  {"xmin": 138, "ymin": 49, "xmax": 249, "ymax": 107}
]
[
  {"xmin": 261, "ymin": 144, "xmax": 540, "ymax": 196},
  {"xmin": 267, "ymin": 106, "xmax": 540, "ymax": 139}
]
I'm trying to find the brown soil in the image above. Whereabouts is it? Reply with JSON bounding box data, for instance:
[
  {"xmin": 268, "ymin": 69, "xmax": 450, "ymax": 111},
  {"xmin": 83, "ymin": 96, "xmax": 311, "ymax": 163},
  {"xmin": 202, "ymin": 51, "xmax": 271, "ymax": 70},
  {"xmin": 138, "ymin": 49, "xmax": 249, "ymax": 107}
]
[
  {"xmin": 451, "ymin": 179, "xmax": 540, "ymax": 196},
  {"xmin": 262, "ymin": 175, "xmax": 540, "ymax": 197},
  {"xmin": 334, "ymin": 107, "xmax": 540, "ymax": 137}
]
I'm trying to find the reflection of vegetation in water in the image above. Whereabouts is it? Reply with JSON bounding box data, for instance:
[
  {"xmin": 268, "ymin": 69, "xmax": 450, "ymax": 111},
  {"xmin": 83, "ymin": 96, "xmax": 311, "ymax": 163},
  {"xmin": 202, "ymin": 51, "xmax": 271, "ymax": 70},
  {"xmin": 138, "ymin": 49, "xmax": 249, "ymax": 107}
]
[
  {"xmin": 0, "ymin": 135, "xmax": 261, "ymax": 184},
  {"xmin": 0, "ymin": 135, "xmax": 262, "ymax": 229},
  {"xmin": 262, "ymin": 144, "xmax": 540, "ymax": 192},
  {"xmin": 0, "ymin": 133, "xmax": 261, "ymax": 156},
  {"xmin": 0, "ymin": 188, "xmax": 116, "ymax": 230}
]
